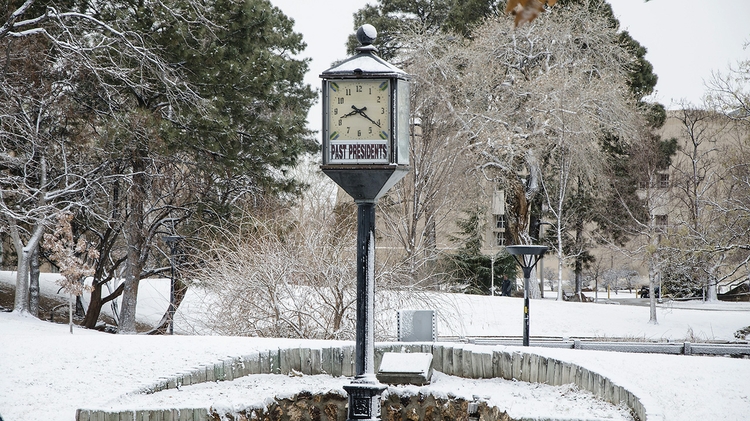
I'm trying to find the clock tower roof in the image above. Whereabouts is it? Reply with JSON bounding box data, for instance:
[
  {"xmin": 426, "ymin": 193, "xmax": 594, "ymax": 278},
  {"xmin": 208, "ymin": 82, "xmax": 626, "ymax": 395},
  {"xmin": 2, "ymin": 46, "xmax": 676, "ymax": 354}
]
[{"xmin": 320, "ymin": 25, "xmax": 409, "ymax": 80}]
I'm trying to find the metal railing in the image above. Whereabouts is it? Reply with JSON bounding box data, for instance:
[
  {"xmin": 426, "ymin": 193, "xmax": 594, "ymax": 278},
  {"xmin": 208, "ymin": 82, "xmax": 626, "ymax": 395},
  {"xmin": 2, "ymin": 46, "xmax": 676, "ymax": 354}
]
[{"xmin": 437, "ymin": 336, "xmax": 750, "ymax": 357}]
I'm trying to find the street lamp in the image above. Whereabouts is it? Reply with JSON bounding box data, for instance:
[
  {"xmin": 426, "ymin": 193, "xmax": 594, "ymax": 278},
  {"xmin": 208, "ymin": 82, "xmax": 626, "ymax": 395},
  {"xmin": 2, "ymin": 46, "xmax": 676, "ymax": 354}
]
[
  {"xmin": 320, "ymin": 24, "xmax": 411, "ymax": 421},
  {"xmin": 162, "ymin": 235, "xmax": 182, "ymax": 335},
  {"xmin": 506, "ymin": 245, "xmax": 548, "ymax": 346}
]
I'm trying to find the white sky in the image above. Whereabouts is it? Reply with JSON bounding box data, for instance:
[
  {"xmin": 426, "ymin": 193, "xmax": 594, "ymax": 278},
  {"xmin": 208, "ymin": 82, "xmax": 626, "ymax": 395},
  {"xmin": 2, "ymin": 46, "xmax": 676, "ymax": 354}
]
[
  {"xmin": 607, "ymin": 0, "xmax": 750, "ymax": 107},
  {"xmin": 270, "ymin": 0, "xmax": 750, "ymax": 136}
]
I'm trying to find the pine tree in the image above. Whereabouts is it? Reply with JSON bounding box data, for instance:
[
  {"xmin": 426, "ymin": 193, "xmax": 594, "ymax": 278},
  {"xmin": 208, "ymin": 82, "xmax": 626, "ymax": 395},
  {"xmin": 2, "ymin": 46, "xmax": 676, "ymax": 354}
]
[{"xmin": 446, "ymin": 207, "xmax": 516, "ymax": 294}]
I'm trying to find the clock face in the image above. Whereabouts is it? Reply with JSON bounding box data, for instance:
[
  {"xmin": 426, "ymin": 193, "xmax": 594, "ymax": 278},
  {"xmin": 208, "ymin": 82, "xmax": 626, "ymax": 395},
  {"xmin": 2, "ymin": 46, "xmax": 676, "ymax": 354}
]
[{"xmin": 327, "ymin": 79, "xmax": 391, "ymax": 142}]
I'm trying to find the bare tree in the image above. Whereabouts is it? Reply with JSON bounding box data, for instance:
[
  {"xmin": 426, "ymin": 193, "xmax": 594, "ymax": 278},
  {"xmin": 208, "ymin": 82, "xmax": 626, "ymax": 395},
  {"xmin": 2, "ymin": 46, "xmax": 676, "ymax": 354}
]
[
  {"xmin": 0, "ymin": 0, "xmax": 202, "ymax": 322},
  {"xmin": 703, "ymin": 59, "xmax": 750, "ymax": 292},
  {"xmin": 189, "ymin": 167, "xmax": 455, "ymax": 339},
  {"xmin": 605, "ymin": 125, "xmax": 677, "ymax": 323},
  {"xmin": 396, "ymin": 0, "xmax": 640, "ymax": 299},
  {"xmin": 716, "ymin": 129, "xmax": 750, "ymax": 288},
  {"xmin": 0, "ymin": 32, "xmax": 107, "ymax": 315},
  {"xmin": 666, "ymin": 107, "xmax": 728, "ymax": 300},
  {"xmin": 377, "ymin": 33, "xmax": 479, "ymax": 287},
  {"xmin": 192, "ymin": 200, "xmax": 382, "ymax": 339},
  {"xmin": 706, "ymin": 58, "xmax": 750, "ymax": 123}
]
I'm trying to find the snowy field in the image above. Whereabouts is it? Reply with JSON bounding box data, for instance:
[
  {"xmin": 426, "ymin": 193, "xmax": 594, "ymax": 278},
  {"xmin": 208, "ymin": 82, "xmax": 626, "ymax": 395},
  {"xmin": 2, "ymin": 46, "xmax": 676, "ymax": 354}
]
[{"xmin": 1, "ymin": 272, "xmax": 749, "ymax": 420}]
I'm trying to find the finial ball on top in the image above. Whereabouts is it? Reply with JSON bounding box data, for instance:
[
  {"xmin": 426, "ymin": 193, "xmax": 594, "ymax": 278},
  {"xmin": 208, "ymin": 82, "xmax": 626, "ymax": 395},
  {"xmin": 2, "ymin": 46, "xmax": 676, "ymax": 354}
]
[{"xmin": 356, "ymin": 24, "xmax": 377, "ymax": 46}]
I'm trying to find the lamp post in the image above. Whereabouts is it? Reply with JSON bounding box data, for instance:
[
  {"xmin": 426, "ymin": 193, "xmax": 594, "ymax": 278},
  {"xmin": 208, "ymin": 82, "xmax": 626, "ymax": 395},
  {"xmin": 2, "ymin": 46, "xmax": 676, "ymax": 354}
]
[
  {"xmin": 490, "ymin": 252, "xmax": 496, "ymax": 296},
  {"xmin": 533, "ymin": 221, "xmax": 554, "ymax": 299},
  {"xmin": 320, "ymin": 24, "xmax": 410, "ymax": 421},
  {"xmin": 506, "ymin": 245, "xmax": 548, "ymax": 346},
  {"xmin": 489, "ymin": 249, "xmax": 504, "ymax": 296},
  {"xmin": 162, "ymin": 235, "xmax": 182, "ymax": 335}
]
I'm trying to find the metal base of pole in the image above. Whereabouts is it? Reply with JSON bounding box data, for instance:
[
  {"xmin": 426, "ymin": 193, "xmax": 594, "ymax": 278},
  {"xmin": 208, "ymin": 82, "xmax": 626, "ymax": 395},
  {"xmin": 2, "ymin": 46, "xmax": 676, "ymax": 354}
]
[{"xmin": 343, "ymin": 382, "xmax": 387, "ymax": 421}]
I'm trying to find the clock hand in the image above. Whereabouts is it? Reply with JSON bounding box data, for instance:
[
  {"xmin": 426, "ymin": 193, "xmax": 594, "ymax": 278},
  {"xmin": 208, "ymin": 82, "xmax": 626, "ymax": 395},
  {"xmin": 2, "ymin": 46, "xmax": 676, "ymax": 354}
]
[
  {"xmin": 355, "ymin": 108, "xmax": 382, "ymax": 128},
  {"xmin": 341, "ymin": 106, "xmax": 360, "ymax": 118}
]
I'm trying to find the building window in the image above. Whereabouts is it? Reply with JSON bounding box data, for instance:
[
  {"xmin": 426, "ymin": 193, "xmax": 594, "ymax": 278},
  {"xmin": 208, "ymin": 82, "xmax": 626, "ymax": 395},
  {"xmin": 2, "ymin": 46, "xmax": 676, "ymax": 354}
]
[
  {"xmin": 495, "ymin": 214, "xmax": 505, "ymax": 230},
  {"xmin": 658, "ymin": 173, "xmax": 670, "ymax": 189},
  {"xmin": 638, "ymin": 174, "xmax": 670, "ymax": 189},
  {"xmin": 492, "ymin": 190, "xmax": 505, "ymax": 215},
  {"xmin": 495, "ymin": 231, "xmax": 505, "ymax": 246}
]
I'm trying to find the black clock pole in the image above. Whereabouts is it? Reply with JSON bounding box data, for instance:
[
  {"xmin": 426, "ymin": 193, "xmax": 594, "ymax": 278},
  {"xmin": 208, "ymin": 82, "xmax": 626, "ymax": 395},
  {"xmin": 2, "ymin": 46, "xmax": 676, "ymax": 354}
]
[
  {"xmin": 342, "ymin": 199, "xmax": 384, "ymax": 421},
  {"xmin": 354, "ymin": 201, "xmax": 376, "ymax": 377}
]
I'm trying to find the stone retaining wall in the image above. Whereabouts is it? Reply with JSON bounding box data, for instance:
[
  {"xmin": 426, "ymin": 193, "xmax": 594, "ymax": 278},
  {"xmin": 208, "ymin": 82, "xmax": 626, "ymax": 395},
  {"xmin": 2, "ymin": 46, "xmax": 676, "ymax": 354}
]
[
  {"xmin": 76, "ymin": 343, "xmax": 646, "ymax": 421},
  {"xmin": 208, "ymin": 391, "xmax": 514, "ymax": 421}
]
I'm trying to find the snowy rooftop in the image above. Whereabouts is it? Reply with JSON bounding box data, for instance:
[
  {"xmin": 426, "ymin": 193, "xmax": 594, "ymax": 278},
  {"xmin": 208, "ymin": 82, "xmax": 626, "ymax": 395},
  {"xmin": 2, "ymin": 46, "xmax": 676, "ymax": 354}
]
[{"xmin": 320, "ymin": 51, "xmax": 408, "ymax": 78}]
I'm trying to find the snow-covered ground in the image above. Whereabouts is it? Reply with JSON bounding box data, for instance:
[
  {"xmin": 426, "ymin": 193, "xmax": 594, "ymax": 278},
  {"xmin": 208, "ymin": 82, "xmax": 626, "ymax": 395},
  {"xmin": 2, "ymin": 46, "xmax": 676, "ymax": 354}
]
[
  {"xmin": 1, "ymin": 272, "xmax": 749, "ymax": 420},
  {"xmin": 4, "ymin": 271, "xmax": 745, "ymax": 342}
]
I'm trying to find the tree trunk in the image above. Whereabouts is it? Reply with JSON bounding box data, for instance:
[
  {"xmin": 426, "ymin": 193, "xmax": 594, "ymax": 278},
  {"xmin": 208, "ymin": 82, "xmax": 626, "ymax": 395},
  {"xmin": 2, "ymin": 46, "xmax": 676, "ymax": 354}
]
[
  {"xmin": 119, "ymin": 250, "xmax": 142, "ymax": 334},
  {"xmin": 10, "ymin": 221, "xmax": 45, "ymax": 315},
  {"xmin": 556, "ymin": 256, "xmax": 564, "ymax": 301},
  {"xmin": 573, "ymin": 205, "xmax": 585, "ymax": 299},
  {"xmin": 420, "ymin": 204, "xmax": 439, "ymax": 288},
  {"xmin": 527, "ymin": 267, "xmax": 541, "ymax": 299},
  {"xmin": 538, "ymin": 257, "xmax": 544, "ymax": 298},
  {"xmin": 119, "ymin": 148, "xmax": 147, "ymax": 334},
  {"xmin": 82, "ymin": 281, "xmax": 104, "ymax": 328},
  {"xmin": 75, "ymin": 295, "xmax": 85, "ymax": 318},
  {"xmin": 573, "ymin": 262, "xmax": 586, "ymax": 301},
  {"xmin": 29, "ymin": 245, "xmax": 40, "ymax": 317},
  {"xmin": 648, "ymin": 271, "xmax": 658, "ymax": 324},
  {"xmin": 706, "ymin": 279, "xmax": 718, "ymax": 301},
  {"xmin": 13, "ymin": 252, "xmax": 30, "ymax": 314},
  {"xmin": 648, "ymin": 243, "xmax": 658, "ymax": 324},
  {"xmin": 9, "ymin": 219, "xmax": 29, "ymax": 314},
  {"xmin": 146, "ymin": 278, "xmax": 188, "ymax": 335},
  {"xmin": 83, "ymin": 281, "xmax": 125, "ymax": 329}
]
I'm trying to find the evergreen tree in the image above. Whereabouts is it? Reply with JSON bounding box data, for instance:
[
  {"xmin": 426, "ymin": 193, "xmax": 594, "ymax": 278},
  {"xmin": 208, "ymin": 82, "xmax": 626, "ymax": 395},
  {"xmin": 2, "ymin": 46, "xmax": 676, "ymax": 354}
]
[
  {"xmin": 1, "ymin": 0, "xmax": 316, "ymax": 328},
  {"xmin": 160, "ymin": 0, "xmax": 317, "ymax": 200},
  {"xmin": 91, "ymin": 0, "xmax": 316, "ymax": 332},
  {"xmin": 347, "ymin": 0, "xmax": 502, "ymax": 60},
  {"xmin": 446, "ymin": 207, "xmax": 516, "ymax": 294}
]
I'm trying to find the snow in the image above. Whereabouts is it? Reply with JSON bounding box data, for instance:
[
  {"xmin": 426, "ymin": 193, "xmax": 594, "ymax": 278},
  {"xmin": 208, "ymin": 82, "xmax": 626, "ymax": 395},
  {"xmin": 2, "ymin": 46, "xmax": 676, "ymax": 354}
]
[
  {"xmin": 0, "ymin": 312, "xmax": 325, "ymax": 421},
  {"xmin": 1, "ymin": 272, "xmax": 749, "ymax": 421},
  {"xmin": 530, "ymin": 346, "xmax": 750, "ymax": 421},
  {"xmin": 379, "ymin": 352, "xmax": 433, "ymax": 375},
  {"xmin": 0, "ymin": 313, "xmax": 634, "ymax": 421},
  {"xmin": 14, "ymin": 271, "xmax": 743, "ymax": 342}
]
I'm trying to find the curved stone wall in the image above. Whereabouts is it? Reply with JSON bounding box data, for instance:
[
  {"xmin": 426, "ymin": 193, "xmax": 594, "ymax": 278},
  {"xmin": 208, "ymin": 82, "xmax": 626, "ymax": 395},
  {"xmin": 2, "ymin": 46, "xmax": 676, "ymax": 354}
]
[
  {"xmin": 75, "ymin": 343, "xmax": 646, "ymax": 421},
  {"xmin": 209, "ymin": 391, "xmax": 515, "ymax": 421}
]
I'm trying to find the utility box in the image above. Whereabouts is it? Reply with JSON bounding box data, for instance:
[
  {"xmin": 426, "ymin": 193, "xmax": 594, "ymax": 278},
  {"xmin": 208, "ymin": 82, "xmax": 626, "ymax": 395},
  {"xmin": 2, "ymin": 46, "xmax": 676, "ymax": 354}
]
[
  {"xmin": 376, "ymin": 352, "xmax": 433, "ymax": 385},
  {"xmin": 397, "ymin": 309, "xmax": 436, "ymax": 342}
]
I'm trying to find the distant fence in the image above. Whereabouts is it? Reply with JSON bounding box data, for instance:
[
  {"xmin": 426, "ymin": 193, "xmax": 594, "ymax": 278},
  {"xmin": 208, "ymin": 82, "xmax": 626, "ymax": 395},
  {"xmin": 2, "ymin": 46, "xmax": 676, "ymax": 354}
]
[
  {"xmin": 441, "ymin": 336, "xmax": 750, "ymax": 357},
  {"xmin": 76, "ymin": 343, "xmax": 650, "ymax": 421}
]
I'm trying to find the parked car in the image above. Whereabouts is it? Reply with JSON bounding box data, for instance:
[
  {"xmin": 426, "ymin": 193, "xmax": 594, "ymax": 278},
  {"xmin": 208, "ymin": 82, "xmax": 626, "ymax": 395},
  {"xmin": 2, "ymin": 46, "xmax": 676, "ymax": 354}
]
[{"xmin": 639, "ymin": 286, "xmax": 660, "ymax": 298}]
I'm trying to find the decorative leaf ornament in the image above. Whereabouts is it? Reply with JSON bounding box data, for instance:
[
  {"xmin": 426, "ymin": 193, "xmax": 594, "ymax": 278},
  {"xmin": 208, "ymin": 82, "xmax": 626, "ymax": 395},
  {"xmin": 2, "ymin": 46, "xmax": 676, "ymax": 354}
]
[{"xmin": 505, "ymin": 0, "xmax": 558, "ymax": 27}]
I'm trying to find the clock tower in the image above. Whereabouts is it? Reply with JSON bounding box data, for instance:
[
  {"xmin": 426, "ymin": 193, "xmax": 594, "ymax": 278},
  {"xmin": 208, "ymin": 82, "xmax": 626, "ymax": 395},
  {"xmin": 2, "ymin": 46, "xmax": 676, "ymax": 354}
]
[{"xmin": 320, "ymin": 25, "xmax": 411, "ymax": 421}]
